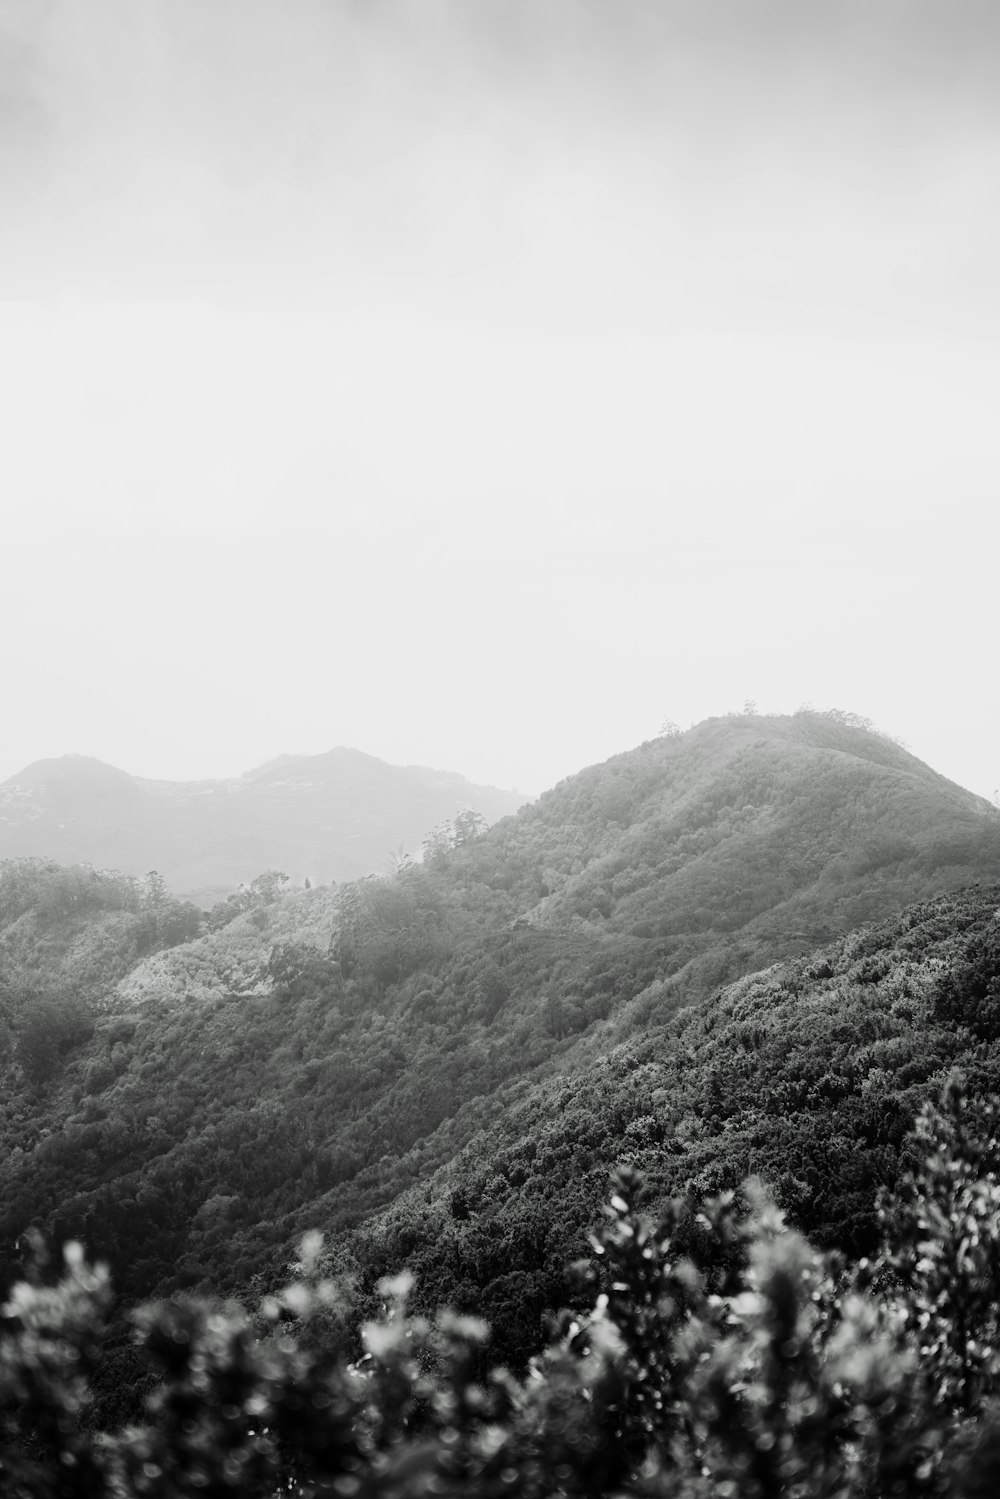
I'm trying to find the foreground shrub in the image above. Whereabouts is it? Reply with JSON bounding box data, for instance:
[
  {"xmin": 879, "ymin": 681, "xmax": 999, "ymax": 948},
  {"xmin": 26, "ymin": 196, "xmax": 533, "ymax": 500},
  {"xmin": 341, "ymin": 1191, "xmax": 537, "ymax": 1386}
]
[{"xmin": 3, "ymin": 1078, "xmax": 1000, "ymax": 1496}]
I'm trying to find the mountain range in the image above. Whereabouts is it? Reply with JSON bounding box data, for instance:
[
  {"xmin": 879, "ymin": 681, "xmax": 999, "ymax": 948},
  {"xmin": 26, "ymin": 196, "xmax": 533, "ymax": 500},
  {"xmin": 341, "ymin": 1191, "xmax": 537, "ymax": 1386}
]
[
  {"xmin": 0, "ymin": 749, "xmax": 529, "ymax": 902},
  {"xmin": 0, "ymin": 708, "xmax": 998, "ymax": 1415}
]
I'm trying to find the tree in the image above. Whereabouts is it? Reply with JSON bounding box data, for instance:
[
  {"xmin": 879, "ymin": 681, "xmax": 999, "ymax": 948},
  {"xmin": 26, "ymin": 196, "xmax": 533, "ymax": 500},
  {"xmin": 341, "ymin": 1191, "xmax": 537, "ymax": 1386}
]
[
  {"xmin": 422, "ymin": 824, "xmax": 453, "ymax": 864},
  {"xmin": 142, "ymin": 872, "xmax": 169, "ymax": 910},
  {"xmin": 452, "ymin": 809, "xmax": 489, "ymax": 848},
  {"xmin": 386, "ymin": 846, "xmax": 414, "ymax": 875},
  {"xmin": 248, "ymin": 870, "xmax": 290, "ymax": 906}
]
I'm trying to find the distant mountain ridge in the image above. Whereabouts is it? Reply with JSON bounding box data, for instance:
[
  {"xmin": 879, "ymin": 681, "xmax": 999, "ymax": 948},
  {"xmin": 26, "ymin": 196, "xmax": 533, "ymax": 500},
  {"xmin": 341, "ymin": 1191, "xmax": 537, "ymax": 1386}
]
[{"xmin": 0, "ymin": 749, "xmax": 529, "ymax": 902}]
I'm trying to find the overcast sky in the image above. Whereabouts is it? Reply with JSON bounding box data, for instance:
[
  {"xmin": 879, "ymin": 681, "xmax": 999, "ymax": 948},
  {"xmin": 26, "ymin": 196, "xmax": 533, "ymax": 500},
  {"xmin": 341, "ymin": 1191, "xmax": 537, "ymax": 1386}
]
[{"xmin": 1, "ymin": 0, "xmax": 997, "ymax": 801}]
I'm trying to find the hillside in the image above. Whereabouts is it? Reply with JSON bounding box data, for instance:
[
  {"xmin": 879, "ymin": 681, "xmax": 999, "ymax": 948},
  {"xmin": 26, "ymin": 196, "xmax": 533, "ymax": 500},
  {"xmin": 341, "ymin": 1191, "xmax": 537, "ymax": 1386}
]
[
  {"xmin": 0, "ymin": 749, "xmax": 528, "ymax": 902},
  {"xmin": 8, "ymin": 1082, "xmax": 1000, "ymax": 1497},
  {"xmin": 0, "ymin": 710, "xmax": 998, "ymax": 1390},
  {"xmin": 348, "ymin": 880, "xmax": 1000, "ymax": 1359}
]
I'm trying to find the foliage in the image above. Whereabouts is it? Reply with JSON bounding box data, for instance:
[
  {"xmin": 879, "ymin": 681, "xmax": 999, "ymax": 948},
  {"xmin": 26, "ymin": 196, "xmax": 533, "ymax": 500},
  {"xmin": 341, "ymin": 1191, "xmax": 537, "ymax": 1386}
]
[
  {"xmin": 4, "ymin": 1084, "xmax": 1000, "ymax": 1495},
  {"xmin": 932, "ymin": 926, "xmax": 1000, "ymax": 1041}
]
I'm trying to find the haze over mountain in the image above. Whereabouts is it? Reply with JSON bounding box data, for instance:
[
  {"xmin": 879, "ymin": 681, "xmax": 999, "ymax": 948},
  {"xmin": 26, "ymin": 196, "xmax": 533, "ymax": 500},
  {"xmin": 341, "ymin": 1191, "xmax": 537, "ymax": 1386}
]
[
  {"xmin": 1, "ymin": 709, "xmax": 998, "ymax": 1399},
  {"xmin": 0, "ymin": 749, "xmax": 528, "ymax": 902},
  {"xmin": 2, "ymin": 3, "xmax": 998, "ymax": 1481}
]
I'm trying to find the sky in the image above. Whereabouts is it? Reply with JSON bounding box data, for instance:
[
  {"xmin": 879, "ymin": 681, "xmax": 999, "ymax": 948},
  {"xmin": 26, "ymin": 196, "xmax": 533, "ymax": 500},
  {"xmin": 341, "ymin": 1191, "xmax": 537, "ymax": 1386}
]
[{"xmin": 1, "ymin": 0, "xmax": 997, "ymax": 801}]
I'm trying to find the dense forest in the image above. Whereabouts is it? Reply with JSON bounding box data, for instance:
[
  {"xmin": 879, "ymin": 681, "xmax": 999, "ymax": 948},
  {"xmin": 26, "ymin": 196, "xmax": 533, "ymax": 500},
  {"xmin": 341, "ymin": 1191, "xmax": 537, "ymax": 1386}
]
[{"xmin": 1, "ymin": 711, "xmax": 998, "ymax": 1439}]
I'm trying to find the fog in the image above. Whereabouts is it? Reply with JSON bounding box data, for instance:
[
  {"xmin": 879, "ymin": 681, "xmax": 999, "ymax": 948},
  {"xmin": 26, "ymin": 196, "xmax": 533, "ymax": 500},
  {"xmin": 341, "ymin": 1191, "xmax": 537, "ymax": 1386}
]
[{"xmin": 1, "ymin": 1, "xmax": 997, "ymax": 799}]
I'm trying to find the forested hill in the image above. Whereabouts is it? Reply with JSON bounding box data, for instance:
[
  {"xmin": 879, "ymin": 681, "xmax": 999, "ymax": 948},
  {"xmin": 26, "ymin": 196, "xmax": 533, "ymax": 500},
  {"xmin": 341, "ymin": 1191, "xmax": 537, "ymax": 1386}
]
[
  {"xmin": 462, "ymin": 709, "xmax": 996, "ymax": 970},
  {"xmin": 0, "ymin": 748, "xmax": 528, "ymax": 903},
  {"xmin": 0, "ymin": 710, "xmax": 998, "ymax": 1403}
]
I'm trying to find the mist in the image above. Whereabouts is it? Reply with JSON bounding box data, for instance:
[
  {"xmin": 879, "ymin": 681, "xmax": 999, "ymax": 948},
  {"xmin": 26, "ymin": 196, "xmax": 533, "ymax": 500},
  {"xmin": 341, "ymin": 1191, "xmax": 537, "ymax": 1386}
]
[{"xmin": 1, "ymin": 1, "xmax": 997, "ymax": 798}]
